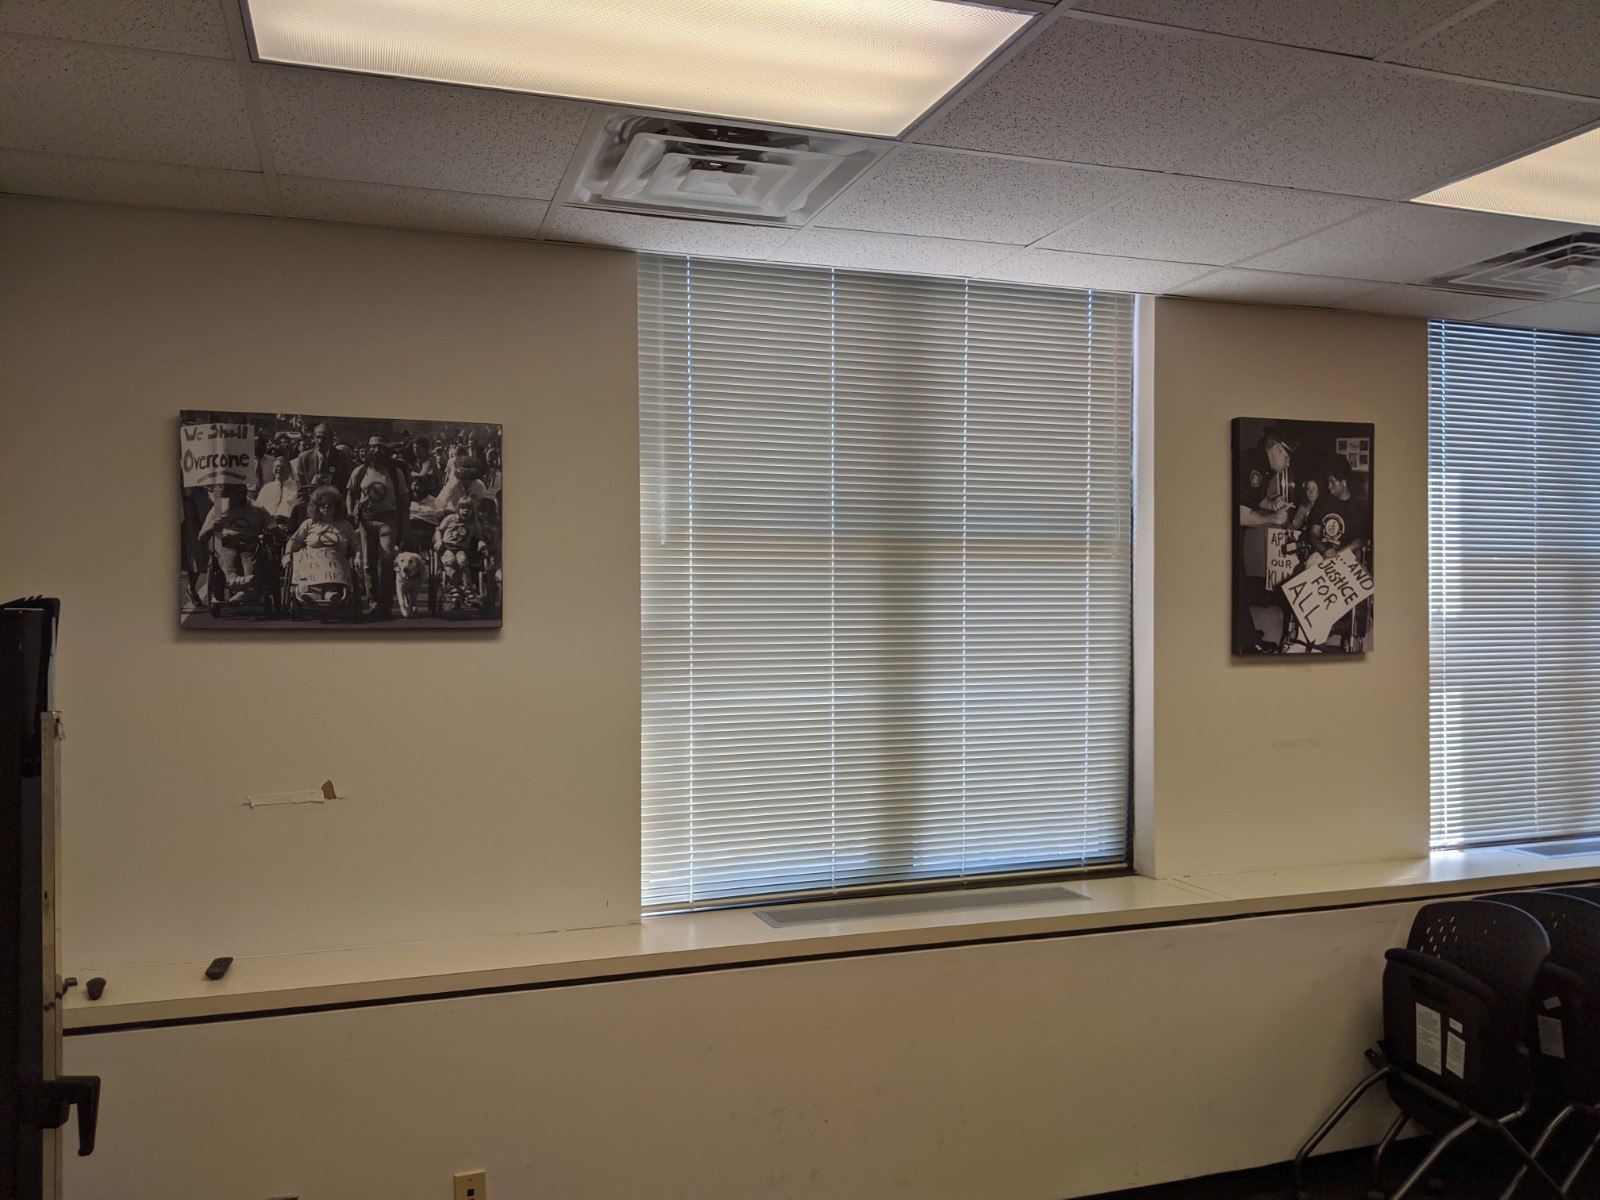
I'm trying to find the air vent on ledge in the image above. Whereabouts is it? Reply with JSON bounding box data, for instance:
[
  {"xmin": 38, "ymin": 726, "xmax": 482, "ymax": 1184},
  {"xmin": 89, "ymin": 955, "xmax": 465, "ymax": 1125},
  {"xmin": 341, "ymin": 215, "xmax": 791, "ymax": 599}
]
[
  {"xmin": 561, "ymin": 110, "xmax": 889, "ymax": 227},
  {"xmin": 1428, "ymin": 232, "xmax": 1600, "ymax": 301},
  {"xmin": 1507, "ymin": 836, "xmax": 1600, "ymax": 859},
  {"xmin": 755, "ymin": 884, "xmax": 1088, "ymax": 927}
]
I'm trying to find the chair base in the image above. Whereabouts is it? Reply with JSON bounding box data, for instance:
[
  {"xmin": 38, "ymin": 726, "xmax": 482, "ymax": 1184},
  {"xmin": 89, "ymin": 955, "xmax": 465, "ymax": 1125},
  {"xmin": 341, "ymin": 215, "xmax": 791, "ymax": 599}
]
[{"xmin": 1294, "ymin": 1048, "xmax": 1566, "ymax": 1200}]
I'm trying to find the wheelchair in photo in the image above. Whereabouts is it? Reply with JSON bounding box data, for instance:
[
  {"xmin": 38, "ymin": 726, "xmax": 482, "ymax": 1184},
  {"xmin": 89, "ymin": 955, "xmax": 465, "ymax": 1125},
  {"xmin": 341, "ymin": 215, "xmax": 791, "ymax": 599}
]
[
  {"xmin": 205, "ymin": 522, "xmax": 284, "ymax": 619},
  {"xmin": 426, "ymin": 540, "xmax": 497, "ymax": 617},
  {"xmin": 280, "ymin": 538, "xmax": 364, "ymax": 623}
]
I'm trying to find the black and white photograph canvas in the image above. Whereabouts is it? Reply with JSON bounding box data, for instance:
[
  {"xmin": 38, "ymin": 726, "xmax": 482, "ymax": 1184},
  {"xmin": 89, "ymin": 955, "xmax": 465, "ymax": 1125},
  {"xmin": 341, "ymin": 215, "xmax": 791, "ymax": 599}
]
[
  {"xmin": 1232, "ymin": 417, "xmax": 1373, "ymax": 657},
  {"xmin": 178, "ymin": 410, "xmax": 503, "ymax": 630}
]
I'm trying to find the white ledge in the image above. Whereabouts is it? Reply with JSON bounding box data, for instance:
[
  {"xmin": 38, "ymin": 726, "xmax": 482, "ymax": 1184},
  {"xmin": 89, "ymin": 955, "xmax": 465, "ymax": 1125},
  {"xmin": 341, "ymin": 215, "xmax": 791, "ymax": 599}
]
[{"xmin": 63, "ymin": 847, "xmax": 1600, "ymax": 1031}]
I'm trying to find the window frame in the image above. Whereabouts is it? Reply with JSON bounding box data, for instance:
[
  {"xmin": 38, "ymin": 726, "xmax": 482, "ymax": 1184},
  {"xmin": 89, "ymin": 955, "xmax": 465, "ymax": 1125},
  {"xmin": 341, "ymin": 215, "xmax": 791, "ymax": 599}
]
[
  {"xmin": 640, "ymin": 255, "xmax": 1138, "ymax": 912},
  {"xmin": 1429, "ymin": 318, "xmax": 1600, "ymax": 850}
]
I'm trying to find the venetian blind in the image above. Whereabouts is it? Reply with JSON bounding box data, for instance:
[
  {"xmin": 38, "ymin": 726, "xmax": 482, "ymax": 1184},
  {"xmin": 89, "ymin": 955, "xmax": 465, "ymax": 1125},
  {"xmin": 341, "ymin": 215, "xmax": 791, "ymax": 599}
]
[
  {"xmin": 1430, "ymin": 320, "xmax": 1600, "ymax": 848},
  {"xmin": 641, "ymin": 256, "xmax": 1134, "ymax": 910}
]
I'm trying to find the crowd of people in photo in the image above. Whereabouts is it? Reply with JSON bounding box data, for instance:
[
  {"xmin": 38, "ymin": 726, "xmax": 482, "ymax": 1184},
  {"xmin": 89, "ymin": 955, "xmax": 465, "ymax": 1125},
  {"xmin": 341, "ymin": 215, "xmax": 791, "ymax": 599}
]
[{"xmin": 182, "ymin": 414, "xmax": 503, "ymax": 621}]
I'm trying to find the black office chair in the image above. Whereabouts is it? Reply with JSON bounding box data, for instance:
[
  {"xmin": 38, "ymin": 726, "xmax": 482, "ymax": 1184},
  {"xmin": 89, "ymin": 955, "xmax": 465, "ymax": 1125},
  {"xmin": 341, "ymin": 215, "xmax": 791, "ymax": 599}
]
[
  {"xmin": 1494, "ymin": 888, "xmax": 1600, "ymax": 1197},
  {"xmin": 1294, "ymin": 899, "xmax": 1562, "ymax": 1200}
]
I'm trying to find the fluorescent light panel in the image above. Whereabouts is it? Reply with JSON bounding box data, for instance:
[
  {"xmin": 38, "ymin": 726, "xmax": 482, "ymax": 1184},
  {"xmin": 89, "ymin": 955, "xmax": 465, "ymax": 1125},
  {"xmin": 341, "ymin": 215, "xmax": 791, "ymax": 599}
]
[
  {"xmin": 1415, "ymin": 124, "xmax": 1600, "ymax": 227},
  {"xmin": 245, "ymin": 0, "xmax": 1036, "ymax": 138}
]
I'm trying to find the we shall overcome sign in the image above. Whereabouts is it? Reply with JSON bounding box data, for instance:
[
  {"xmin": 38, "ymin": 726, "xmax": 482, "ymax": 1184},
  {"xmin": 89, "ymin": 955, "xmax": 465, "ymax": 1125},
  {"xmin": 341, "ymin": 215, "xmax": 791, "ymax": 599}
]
[
  {"xmin": 180, "ymin": 420, "xmax": 254, "ymax": 488},
  {"xmin": 1281, "ymin": 549, "xmax": 1374, "ymax": 647}
]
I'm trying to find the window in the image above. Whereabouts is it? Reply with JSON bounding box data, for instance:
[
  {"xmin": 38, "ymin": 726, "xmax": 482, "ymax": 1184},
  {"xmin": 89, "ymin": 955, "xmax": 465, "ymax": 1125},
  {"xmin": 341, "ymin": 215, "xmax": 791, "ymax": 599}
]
[
  {"xmin": 1430, "ymin": 320, "xmax": 1600, "ymax": 848},
  {"xmin": 640, "ymin": 256, "xmax": 1135, "ymax": 910}
]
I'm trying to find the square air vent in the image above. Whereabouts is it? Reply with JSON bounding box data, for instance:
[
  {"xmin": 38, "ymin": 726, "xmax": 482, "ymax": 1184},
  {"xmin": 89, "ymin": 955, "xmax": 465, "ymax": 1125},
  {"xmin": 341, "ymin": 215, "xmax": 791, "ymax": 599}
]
[
  {"xmin": 1428, "ymin": 233, "xmax": 1600, "ymax": 301},
  {"xmin": 561, "ymin": 111, "xmax": 889, "ymax": 227}
]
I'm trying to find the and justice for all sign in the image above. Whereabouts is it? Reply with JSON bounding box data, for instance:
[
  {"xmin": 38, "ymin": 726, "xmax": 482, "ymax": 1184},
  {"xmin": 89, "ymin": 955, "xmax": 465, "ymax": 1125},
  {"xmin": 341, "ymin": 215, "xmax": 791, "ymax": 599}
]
[{"xmin": 1281, "ymin": 549, "xmax": 1374, "ymax": 648}]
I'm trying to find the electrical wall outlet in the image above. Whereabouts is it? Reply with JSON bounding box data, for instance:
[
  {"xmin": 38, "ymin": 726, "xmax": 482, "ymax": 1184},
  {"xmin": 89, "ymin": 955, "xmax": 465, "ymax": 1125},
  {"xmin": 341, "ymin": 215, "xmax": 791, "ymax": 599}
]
[{"xmin": 453, "ymin": 1169, "xmax": 487, "ymax": 1200}]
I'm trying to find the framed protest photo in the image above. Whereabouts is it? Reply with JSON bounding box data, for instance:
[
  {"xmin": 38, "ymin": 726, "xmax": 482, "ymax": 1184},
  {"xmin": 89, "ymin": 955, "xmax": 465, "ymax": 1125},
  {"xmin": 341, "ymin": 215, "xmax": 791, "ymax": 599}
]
[
  {"xmin": 178, "ymin": 410, "xmax": 503, "ymax": 630},
  {"xmin": 1232, "ymin": 417, "xmax": 1373, "ymax": 656}
]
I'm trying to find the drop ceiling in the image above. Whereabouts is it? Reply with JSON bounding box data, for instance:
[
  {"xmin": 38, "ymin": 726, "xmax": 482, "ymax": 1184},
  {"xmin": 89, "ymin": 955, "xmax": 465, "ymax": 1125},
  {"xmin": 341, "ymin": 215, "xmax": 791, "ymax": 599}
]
[{"xmin": 3, "ymin": 0, "xmax": 1600, "ymax": 332}]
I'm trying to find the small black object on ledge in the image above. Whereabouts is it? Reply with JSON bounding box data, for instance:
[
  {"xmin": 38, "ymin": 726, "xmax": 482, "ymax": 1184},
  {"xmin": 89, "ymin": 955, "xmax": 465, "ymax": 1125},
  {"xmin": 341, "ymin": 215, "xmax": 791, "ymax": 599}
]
[
  {"xmin": 84, "ymin": 977, "xmax": 105, "ymax": 1001},
  {"xmin": 204, "ymin": 956, "xmax": 232, "ymax": 981}
]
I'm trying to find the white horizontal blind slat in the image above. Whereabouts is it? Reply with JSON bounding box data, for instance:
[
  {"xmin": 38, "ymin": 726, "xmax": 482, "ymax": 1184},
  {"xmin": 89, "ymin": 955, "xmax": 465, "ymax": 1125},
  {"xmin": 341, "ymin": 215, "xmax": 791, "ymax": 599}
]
[
  {"xmin": 642, "ymin": 256, "xmax": 1133, "ymax": 909},
  {"xmin": 1430, "ymin": 320, "xmax": 1600, "ymax": 849}
]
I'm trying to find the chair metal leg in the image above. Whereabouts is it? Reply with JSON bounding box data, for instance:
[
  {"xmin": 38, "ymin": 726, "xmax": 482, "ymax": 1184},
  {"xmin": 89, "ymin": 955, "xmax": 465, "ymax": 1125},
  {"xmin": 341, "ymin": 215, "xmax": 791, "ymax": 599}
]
[
  {"xmin": 1389, "ymin": 1118, "xmax": 1476, "ymax": 1200},
  {"xmin": 1547, "ymin": 1107, "xmax": 1600, "ymax": 1193},
  {"xmin": 1559, "ymin": 1125, "xmax": 1599, "ymax": 1192},
  {"xmin": 1499, "ymin": 1106, "xmax": 1575, "ymax": 1200},
  {"xmin": 1293, "ymin": 1066, "xmax": 1391, "ymax": 1198},
  {"xmin": 1373, "ymin": 1112, "xmax": 1409, "ymax": 1191},
  {"xmin": 1498, "ymin": 1112, "xmax": 1564, "ymax": 1200},
  {"xmin": 1487, "ymin": 1117, "xmax": 1570, "ymax": 1200}
]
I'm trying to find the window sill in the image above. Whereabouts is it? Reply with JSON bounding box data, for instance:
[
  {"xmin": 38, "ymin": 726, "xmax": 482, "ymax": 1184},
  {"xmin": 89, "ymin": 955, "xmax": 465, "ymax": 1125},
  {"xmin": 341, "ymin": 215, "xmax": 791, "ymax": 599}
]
[{"xmin": 63, "ymin": 846, "xmax": 1600, "ymax": 1032}]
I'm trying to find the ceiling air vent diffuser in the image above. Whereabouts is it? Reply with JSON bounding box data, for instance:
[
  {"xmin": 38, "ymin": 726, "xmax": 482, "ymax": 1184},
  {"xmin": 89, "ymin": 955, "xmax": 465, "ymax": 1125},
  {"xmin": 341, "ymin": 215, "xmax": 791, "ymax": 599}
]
[
  {"xmin": 1428, "ymin": 233, "xmax": 1600, "ymax": 301},
  {"xmin": 562, "ymin": 111, "xmax": 889, "ymax": 226}
]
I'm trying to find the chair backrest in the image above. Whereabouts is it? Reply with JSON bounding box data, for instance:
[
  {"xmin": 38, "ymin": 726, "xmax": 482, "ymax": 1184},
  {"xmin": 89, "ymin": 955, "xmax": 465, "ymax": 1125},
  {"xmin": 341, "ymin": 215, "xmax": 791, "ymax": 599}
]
[
  {"xmin": 1553, "ymin": 883, "xmax": 1600, "ymax": 912},
  {"xmin": 1382, "ymin": 950, "xmax": 1515, "ymax": 1119},
  {"xmin": 1493, "ymin": 891, "xmax": 1600, "ymax": 983},
  {"xmin": 1405, "ymin": 900, "xmax": 1550, "ymax": 1007},
  {"xmin": 1376, "ymin": 901, "xmax": 1549, "ymax": 1121},
  {"xmin": 1494, "ymin": 889, "xmax": 1600, "ymax": 1103}
]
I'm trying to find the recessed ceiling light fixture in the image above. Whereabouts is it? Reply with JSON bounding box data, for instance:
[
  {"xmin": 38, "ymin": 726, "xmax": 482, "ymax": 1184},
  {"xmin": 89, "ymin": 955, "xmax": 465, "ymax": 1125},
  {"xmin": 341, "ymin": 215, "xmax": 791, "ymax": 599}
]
[
  {"xmin": 1414, "ymin": 124, "xmax": 1600, "ymax": 227},
  {"xmin": 243, "ymin": 0, "xmax": 1043, "ymax": 138}
]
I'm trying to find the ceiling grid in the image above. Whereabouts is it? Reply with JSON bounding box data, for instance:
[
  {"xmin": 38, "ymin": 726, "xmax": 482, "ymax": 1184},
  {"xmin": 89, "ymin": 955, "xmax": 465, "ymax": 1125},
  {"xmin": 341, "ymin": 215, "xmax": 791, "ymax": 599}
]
[{"xmin": 0, "ymin": 0, "xmax": 1596, "ymax": 329}]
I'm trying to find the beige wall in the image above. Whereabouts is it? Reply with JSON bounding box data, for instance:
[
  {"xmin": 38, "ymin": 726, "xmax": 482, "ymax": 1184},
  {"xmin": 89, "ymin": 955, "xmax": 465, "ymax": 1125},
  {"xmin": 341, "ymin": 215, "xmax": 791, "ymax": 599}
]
[
  {"xmin": 0, "ymin": 197, "xmax": 642, "ymax": 967},
  {"xmin": 0, "ymin": 201, "xmax": 1436, "ymax": 964},
  {"xmin": 2, "ymin": 198, "xmax": 1445, "ymax": 1199},
  {"xmin": 1139, "ymin": 298, "xmax": 1431, "ymax": 879}
]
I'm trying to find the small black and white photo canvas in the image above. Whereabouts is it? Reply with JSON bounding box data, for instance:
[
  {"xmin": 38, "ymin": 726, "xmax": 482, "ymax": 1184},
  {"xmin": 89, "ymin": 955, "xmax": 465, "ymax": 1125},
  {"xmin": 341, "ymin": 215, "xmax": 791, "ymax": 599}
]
[
  {"xmin": 178, "ymin": 410, "xmax": 503, "ymax": 630},
  {"xmin": 1232, "ymin": 417, "xmax": 1373, "ymax": 657}
]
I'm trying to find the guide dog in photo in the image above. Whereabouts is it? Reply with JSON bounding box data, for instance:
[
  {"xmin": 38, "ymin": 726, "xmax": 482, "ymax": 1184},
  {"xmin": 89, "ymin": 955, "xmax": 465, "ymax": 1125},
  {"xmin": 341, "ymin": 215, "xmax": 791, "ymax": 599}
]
[{"xmin": 393, "ymin": 551, "xmax": 425, "ymax": 617}]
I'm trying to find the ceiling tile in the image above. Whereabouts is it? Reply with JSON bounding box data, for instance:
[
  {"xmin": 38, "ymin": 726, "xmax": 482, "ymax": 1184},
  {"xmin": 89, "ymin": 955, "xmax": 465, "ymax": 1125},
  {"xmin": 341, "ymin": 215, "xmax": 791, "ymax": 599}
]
[
  {"xmin": 0, "ymin": 36, "xmax": 258, "ymax": 170},
  {"xmin": 913, "ymin": 16, "xmax": 1350, "ymax": 171},
  {"xmin": 1241, "ymin": 203, "xmax": 1579, "ymax": 285},
  {"xmin": 816, "ymin": 147, "xmax": 1143, "ymax": 245},
  {"xmin": 1173, "ymin": 268, "xmax": 1378, "ymax": 305},
  {"xmin": 1481, "ymin": 302, "xmax": 1600, "ymax": 335},
  {"xmin": 1037, "ymin": 175, "xmax": 1376, "ymax": 265},
  {"xmin": 0, "ymin": 0, "xmax": 232, "ymax": 58},
  {"xmin": 0, "ymin": 148, "xmax": 269, "ymax": 214},
  {"xmin": 1068, "ymin": 0, "xmax": 1476, "ymax": 57},
  {"xmin": 543, "ymin": 207, "xmax": 797, "ymax": 259},
  {"xmin": 981, "ymin": 249, "xmax": 1212, "ymax": 292},
  {"xmin": 1181, "ymin": 66, "xmax": 1600, "ymax": 199},
  {"xmin": 254, "ymin": 66, "xmax": 589, "ymax": 199},
  {"xmin": 1333, "ymin": 284, "xmax": 1527, "ymax": 320},
  {"xmin": 773, "ymin": 228, "xmax": 1014, "ymax": 278},
  {"xmin": 280, "ymin": 177, "xmax": 548, "ymax": 240},
  {"xmin": 1396, "ymin": 0, "xmax": 1600, "ymax": 99}
]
